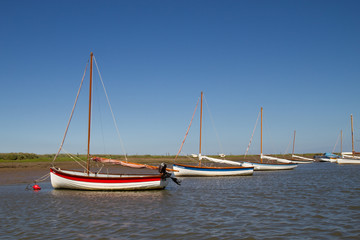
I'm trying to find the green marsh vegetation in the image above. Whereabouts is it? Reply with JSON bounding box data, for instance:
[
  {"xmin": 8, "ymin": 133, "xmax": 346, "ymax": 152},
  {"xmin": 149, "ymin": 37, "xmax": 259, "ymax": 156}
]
[
  {"xmin": 0, "ymin": 153, "xmax": 76, "ymax": 163},
  {"xmin": 0, "ymin": 153, "xmax": 183, "ymax": 164},
  {"xmin": 0, "ymin": 152, "xmax": 318, "ymax": 164}
]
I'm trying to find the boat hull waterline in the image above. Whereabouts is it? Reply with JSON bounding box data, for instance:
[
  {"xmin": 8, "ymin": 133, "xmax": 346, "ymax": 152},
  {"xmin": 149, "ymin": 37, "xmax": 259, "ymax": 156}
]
[
  {"xmin": 244, "ymin": 162, "xmax": 298, "ymax": 171},
  {"xmin": 50, "ymin": 168, "xmax": 169, "ymax": 190},
  {"xmin": 290, "ymin": 160, "xmax": 312, "ymax": 164},
  {"xmin": 173, "ymin": 164, "xmax": 254, "ymax": 177}
]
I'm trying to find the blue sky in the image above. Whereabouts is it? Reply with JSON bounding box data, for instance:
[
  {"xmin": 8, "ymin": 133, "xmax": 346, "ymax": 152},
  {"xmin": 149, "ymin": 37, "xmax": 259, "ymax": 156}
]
[{"xmin": 1, "ymin": 0, "xmax": 360, "ymax": 155}]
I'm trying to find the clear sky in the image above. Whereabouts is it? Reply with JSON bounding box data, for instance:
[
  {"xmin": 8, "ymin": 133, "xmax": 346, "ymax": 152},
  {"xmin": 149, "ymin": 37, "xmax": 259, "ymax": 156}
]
[{"xmin": 1, "ymin": 0, "xmax": 360, "ymax": 156}]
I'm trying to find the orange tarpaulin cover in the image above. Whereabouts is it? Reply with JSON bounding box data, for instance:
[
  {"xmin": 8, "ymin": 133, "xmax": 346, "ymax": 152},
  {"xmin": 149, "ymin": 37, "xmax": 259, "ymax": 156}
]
[{"xmin": 91, "ymin": 157, "xmax": 178, "ymax": 172}]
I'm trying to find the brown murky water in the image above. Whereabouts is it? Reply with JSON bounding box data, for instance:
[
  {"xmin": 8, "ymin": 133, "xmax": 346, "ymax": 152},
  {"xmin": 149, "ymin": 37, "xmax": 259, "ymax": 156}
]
[{"xmin": 1, "ymin": 163, "xmax": 359, "ymax": 239}]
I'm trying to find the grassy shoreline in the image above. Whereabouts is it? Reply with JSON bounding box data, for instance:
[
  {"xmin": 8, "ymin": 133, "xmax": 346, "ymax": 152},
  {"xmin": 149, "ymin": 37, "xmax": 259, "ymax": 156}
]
[{"xmin": 0, "ymin": 152, "xmax": 319, "ymax": 165}]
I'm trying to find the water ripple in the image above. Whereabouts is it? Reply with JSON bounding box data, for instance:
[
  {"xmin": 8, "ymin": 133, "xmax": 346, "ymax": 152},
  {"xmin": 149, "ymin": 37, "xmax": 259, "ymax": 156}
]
[{"xmin": 0, "ymin": 163, "xmax": 360, "ymax": 239}]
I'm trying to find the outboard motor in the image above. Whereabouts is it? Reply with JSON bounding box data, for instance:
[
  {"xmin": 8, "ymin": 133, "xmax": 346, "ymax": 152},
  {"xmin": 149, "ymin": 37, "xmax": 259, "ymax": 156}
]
[
  {"xmin": 158, "ymin": 162, "xmax": 181, "ymax": 186},
  {"xmin": 158, "ymin": 162, "xmax": 167, "ymax": 175}
]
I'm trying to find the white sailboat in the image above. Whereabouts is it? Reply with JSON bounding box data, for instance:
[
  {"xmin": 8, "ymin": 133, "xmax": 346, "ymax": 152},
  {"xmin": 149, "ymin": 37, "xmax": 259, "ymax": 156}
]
[
  {"xmin": 315, "ymin": 155, "xmax": 338, "ymax": 162},
  {"xmin": 50, "ymin": 53, "xmax": 177, "ymax": 190},
  {"xmin": 337, "ymin": 115, "xmax": 360, "ymax": 164},
  {"xmin": 244, "ymin": 107, "xmax": 298, "ymax": 171},
  {"xmin": 290, "ymin": 130, "xmax": 314, "ymax": 164},
  {"xmin": 291, "ymin": 155, "xmax": 314, "ymax": 162},
  {"xmin": 173, "ymin": 92, "xmax": 254, "ymax": 177}
]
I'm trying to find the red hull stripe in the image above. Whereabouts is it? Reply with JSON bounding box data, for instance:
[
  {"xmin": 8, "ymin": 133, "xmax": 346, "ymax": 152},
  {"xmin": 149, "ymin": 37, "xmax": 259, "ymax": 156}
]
[{"xmin": 51, "ymin": 168, "xmax": 162, "ymax": 183}]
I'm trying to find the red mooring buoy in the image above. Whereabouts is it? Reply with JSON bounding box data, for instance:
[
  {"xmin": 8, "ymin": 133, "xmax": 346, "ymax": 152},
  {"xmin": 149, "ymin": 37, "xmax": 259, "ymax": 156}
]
[{"xmin": 33, "ymin": 184, "xmax": 41, "ymax": 191}]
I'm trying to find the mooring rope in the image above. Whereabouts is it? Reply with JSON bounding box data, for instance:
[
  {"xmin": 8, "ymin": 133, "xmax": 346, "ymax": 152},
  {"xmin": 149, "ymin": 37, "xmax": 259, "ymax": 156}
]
[
  {"xmin": 35, "ymin": 172, "xmax": 50, "ymax": 183},
  {"xmin": 25, "ymin": 172, "xmax": 50, "ymax": 190}
]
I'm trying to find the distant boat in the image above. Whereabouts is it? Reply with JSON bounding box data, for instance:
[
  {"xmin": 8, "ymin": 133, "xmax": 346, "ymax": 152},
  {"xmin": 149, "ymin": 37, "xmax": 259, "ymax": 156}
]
[
  {"xmin": 50, "ymin": 53, "xmax": 178, "ymax": 190},
  {"xmin": 314, "ymin": 153, "xmax": 338, "ymax": 162},
  {"xmin": 290, "ymin": 130, "xmax": 314, "ymax": 164},
  {"xmin": 243, "ymin": 107, "xmax": 298, "ymax": 171},
  {"xmin": 338, "ymin": 154, "xmax": 360, "ymax": 164},
  {"xmin": 337, "ymin": 115, "xmax": 360, "ymax": 164},
  {"xmin": 173, "ymin": 92, "xmax": 254, "ymax": 177}
]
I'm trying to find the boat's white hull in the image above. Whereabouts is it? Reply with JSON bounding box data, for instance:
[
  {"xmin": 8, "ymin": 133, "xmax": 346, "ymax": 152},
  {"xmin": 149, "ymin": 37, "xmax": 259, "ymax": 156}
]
[
  {"xmin": 262, "ymin": 155, "xmax": 292, "ymax": 163},
  {"xmin": 262, "ymin": 155, "xmax": 311, "ymax": 164},
  {"xmin": 291, "ymin": 160, "xmax": 313, "ymax": 164},
  {"xmin": 336, "ymin": 158, "xmax": 360, "ymax": 164},
  {"xmin": 342, "ymin": 154, "xmax": 360, "ymax": 160},
  {"xmin": 274, "ymin": 158, "xmax": 311, "ymax": 164},
  {"xmin": 318, "ymin": 158, "xmax": 337, "ymax": 163},
  {"xmin": 291, "ymin": 155, "xmax": 315, "ymax": 162},
  {"xmin": 244, "ymin": 162, "xmax": 298, "ymax": 171},
  {"xmin": 173, "ymin": 164, "xmax": 254, "ymax": 177},
  {"xmin": 50, "ymin": 168, "xmax": 169, "ymax": 190}
]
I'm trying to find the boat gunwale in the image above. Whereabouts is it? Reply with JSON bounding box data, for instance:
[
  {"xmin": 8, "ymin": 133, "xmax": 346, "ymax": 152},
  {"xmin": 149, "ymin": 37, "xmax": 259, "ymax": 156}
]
[
  {"xmin": 173, "ymin": 163, "xmax": 254, "ymax": 170},
  {"xmin": 245, "ymin": 161, "xmax": 298, "ymax": 166}
]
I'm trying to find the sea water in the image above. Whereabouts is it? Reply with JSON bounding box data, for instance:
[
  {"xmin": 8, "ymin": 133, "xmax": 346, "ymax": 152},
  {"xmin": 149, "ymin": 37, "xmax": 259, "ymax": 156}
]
[{"xmin": 0, "ymin": 163, "xmax": 359, "ymax": 239}]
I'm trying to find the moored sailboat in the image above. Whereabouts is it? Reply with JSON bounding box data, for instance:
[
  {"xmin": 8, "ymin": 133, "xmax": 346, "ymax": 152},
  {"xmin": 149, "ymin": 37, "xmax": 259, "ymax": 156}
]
[
  {"xmin": 173, "ymin": 92, "xmax": 254, "ymax": 177},
  {"xmin": 50, "ymin": 53, "xmax": 177, "ymax": 190},
  {"xmin": 290, "ymin": 130, "xmax": 314, "ymax": 164},
  {"xmin": 337, "ymin": 115, "xmax": 360, "ymax": 164},
  {"xmin": 243, "ymin": 107, "xmax": 298, "ymax": 171},
  {"xmin": 314, "ymin": 152, "xmax": 338, "ymax": 162}
]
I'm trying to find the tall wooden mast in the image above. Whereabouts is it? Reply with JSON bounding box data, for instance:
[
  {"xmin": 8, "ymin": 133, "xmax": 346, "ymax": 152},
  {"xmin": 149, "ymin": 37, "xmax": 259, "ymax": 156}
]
[
  {"xmin": 87, "ymin": 52, "xmax": 93, "ymax": 174},
  {"xmin": 199, "ymin": 91, "xmax": 203, "ymax": 166},
  {"xmin": 260, "ymin": 107, "xmax": 263, "ymax": 163},
  {"xmin": 341, "ymin": 129, "xmax": 343, "ymax": 154},
  {"xmin": 292, "ymin": 130, "xmax": 296, "ymax": 156},
  {"xmin": 351, "ymin": 114, "xmax": 354, "ymax": 155}
]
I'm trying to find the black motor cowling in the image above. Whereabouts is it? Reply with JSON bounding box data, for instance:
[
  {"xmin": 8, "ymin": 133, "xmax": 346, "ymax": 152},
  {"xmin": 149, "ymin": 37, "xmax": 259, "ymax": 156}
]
[
  {"xmin": 158, "ymin": 162, "xmax": 181, "ymax": 186},
  {"xmin": 158, "ymin": 162, "xmax": 167, "ymax": 174}
]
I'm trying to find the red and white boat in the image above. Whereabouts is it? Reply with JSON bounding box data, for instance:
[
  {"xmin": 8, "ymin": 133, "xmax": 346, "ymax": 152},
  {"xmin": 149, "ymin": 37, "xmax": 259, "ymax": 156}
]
[
  {"xmin": 50, "ymin": 53, "xmax": 176, "ymax": 190},
  {"xmin": 50, "ymin": 167, "xmax": 170, "ymax": 190}
]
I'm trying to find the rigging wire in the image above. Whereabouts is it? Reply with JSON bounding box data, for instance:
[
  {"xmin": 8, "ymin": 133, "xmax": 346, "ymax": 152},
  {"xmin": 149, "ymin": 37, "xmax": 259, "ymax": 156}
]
[
  {"xmin": 264, "ymin": 118, "xmax": 277, "ymax": 155},
  {"xmin": 52, "ymin": 60, "xmax": 89, "ymax": 165},
  {"xmin": 62, "ymin": 148, "xmax": 88, "ymax": 170},
  {"xmin": 62, "ymin": 149, "xmax": 86, "ymax": 163},
  {"xmin": 93, "ymin": 74, "xmax": 107, "ymax": 154},
  {"xmin": 332, "ymin": 130, "xmax": 341, "ymax": 153},
  {"xmin": 175, "ymin": 97, "xmax": 200, "ymax": 161},
  {"xmin": 244, "ymin": 110, "xmax": 260, "ymax": 158},
  {"xmin": 93, "ymin": 56, "xmax": 128, "ymax": 161},
  {"xmin": 203, "ymin": 94, "xmax": 224, "ymax": 155},
  {"xmin": 185, "ymin": 155, "xmax": 199, "ymax": 163},
  {"xmin": 284, "ymin": 135, "xmax": 292, "ymax": 155},
  {"xmin": 343, "ymin": 117, "xmax": 352, "ymax": 152}
]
